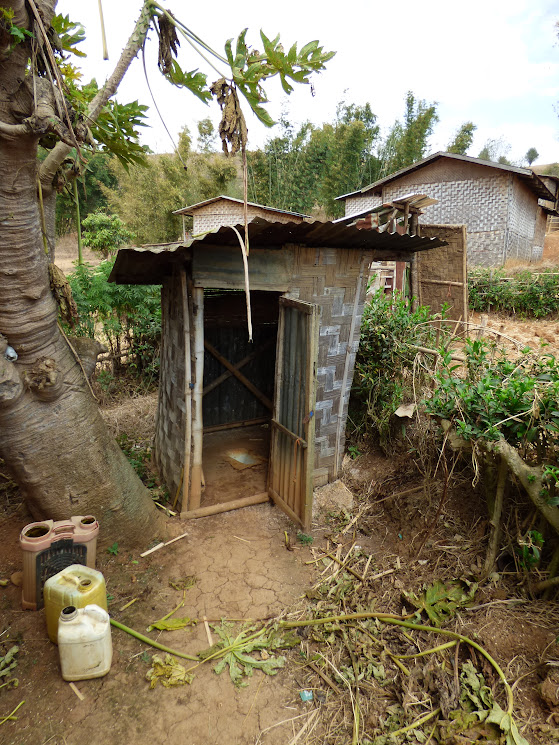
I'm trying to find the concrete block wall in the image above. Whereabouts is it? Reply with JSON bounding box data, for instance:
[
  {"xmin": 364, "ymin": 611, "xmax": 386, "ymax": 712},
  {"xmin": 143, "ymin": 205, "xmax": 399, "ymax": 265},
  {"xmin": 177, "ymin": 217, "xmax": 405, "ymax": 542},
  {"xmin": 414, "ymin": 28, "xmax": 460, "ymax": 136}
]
[{"xmin": 192, "ymin": 202, "xmax": 304, "ymax": 234}]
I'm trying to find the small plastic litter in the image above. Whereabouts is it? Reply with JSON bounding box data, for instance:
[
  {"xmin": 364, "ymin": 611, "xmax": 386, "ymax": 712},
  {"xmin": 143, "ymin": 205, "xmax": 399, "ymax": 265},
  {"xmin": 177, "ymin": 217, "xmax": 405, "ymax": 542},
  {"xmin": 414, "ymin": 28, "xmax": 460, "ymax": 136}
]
[{"xmin": 299, "ymin": 690, "xmax": 313, "ymax": 702}]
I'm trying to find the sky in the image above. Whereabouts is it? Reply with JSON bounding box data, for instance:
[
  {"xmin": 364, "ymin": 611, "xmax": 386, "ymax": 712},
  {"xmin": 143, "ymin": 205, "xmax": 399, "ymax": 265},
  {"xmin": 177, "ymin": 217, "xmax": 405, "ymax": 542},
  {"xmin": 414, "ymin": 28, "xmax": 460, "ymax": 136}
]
[{"xmin": 57, "ymin": 0, "xmax": 559, "ymax": 166}]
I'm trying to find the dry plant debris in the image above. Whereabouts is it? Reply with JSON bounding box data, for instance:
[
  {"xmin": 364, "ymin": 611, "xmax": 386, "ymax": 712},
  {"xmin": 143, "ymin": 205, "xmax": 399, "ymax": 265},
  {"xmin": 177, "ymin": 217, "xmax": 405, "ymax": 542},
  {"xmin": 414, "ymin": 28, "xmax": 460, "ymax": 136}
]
[
  {"xmin": 146, "ymin": 654, "xmax": 193, "ymax": 688},
  {"xmin": 282, "ymin": 543, "xmax": 531, "ymax": 745}
]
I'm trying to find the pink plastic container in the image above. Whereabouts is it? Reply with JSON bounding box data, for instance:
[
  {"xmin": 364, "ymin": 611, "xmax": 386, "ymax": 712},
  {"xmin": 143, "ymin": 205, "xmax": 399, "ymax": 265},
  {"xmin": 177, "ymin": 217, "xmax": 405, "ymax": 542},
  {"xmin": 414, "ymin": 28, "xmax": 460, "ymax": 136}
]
[{"xmin": 19, "ymin": 516, "xmax": 99, "ymax": 610}]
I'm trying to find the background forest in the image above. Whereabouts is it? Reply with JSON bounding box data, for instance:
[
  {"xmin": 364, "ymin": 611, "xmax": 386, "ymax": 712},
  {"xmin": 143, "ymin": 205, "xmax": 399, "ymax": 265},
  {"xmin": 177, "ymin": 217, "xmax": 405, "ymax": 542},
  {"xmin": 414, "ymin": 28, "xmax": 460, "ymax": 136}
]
[{"xmin": 57, "ymin": 90, "xmax": 545, "ymax": 247}]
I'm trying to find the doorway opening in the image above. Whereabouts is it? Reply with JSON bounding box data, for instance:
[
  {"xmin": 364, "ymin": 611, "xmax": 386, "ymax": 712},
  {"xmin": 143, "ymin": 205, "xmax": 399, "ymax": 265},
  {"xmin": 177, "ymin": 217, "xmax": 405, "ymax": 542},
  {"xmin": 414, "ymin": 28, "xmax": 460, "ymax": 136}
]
[{"xmin": 200, "ymin": 290, "xmax": 280, "ymax": 508}]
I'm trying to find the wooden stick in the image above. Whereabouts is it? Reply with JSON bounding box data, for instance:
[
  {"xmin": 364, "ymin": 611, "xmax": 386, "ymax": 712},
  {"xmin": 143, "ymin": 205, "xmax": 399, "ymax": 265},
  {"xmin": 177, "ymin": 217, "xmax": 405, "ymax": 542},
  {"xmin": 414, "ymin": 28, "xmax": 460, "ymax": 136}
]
[
  {"xmin": 306, "ymin": 661, "xmax": 342, "ymax": 695},
  {"xmin": 420, "ymin": 279, "xmax": 464, "ymax": 287},
  {"xmin": 139, "ymin": 526, "xmax": 193, "ymax": 557},
  {"xmin": 180, "ymin": 492, "xmax": 269, "ymax": 520},
  {"xmin": 181, "ymin": 269, "xmax": 192, "ymax": 512},
  {"xmin": 190, "ymin": 287, "xmax": 204, "ymax": 510},
  {"xmin": 204, "ymin": 339, "xmax": 273, "ymax": 411},
  {"xmin": 319, "ymin": 549, "xmax": 364, "ymax": 583},
  {"xmin": 203, "ymin": 616, "xmax": 213, "ymax": 646},
  {"xmin": 202, "ymin": 339, "xmax": 275, "ymax": 397},
  {"xmin": 203, "ymin": 417, "xmax": 268, "ymax": 434},
  {"xmin": 69, "ymin": 682, "xmax": 85, "ymax": 701},
  {"xmin": 140, "ymin": 542, "xmax": 165, "ymax": 558}
]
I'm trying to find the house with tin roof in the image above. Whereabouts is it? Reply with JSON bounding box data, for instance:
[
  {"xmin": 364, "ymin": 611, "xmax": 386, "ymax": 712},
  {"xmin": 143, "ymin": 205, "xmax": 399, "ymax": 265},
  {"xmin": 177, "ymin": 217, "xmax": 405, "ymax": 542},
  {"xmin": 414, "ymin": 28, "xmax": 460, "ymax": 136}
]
[
  {"xmin": 336, "ymin": 152, "xmax": 558, "ymax": 266},
  {"xmin": 173, "ymin": 195, "xmax": 310, "ymax": 237}
]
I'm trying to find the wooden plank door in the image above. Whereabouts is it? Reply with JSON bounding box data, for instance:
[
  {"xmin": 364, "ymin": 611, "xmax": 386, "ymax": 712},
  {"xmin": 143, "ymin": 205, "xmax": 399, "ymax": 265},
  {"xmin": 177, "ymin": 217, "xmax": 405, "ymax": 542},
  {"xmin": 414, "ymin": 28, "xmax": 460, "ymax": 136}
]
[{"xmin": 268, "ymin": 297, "xmax": 319, "ymax": 531}]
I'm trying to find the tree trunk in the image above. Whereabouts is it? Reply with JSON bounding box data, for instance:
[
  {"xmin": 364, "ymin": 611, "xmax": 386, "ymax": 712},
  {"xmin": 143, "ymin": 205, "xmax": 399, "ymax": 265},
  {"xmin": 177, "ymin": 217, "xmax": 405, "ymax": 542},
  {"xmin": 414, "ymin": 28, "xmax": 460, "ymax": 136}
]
[{"xmin": 0, "ymin": 1, "xmax": 162, "ymax": 545}]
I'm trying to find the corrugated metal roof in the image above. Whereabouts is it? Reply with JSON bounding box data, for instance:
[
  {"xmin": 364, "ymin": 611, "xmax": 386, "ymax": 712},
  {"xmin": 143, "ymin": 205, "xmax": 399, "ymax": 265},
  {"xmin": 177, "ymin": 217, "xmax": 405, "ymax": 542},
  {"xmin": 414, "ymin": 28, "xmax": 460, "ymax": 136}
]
[
  {"xmin": 173, "ymin": 195, "xmax": 310, "ymax": 219},
  {"xmin": 333, "ymin": 193, "xmax": 439, "ymax": 224},
  {"xmin": 109, "ymin": 217, "xmax": 447, "ymax": 285},
  {"xmin": 335, "ymin": 152, "xmax": 555, "ymax": 202}
]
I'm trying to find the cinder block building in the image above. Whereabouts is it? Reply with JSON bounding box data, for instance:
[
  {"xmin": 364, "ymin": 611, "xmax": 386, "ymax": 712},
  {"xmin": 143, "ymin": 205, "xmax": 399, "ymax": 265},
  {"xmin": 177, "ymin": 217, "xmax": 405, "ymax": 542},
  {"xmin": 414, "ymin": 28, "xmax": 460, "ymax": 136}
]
[
  {"xmin": 336, "ymin": 153, "xmax": 558, "ymax": 266},
  {"xmin": 173, "ymin": 196, "xmax": 309, "ymax": 236}
]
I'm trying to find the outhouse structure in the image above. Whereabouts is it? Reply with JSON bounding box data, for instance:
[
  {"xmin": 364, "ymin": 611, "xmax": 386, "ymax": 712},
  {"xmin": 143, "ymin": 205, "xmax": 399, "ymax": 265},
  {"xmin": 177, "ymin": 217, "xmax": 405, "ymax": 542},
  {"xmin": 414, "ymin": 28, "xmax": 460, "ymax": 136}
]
[{"xmin": 110, "ymin": 219, "xmax": 445, "ymax": 529}]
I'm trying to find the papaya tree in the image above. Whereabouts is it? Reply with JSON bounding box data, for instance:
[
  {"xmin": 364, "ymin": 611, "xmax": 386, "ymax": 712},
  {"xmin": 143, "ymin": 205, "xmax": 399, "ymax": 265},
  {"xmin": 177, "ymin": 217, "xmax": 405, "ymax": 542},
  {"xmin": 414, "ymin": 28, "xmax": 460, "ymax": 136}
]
[{"xmin": 0, "ymin": 0, "xmax": 333, "ymax": 544}]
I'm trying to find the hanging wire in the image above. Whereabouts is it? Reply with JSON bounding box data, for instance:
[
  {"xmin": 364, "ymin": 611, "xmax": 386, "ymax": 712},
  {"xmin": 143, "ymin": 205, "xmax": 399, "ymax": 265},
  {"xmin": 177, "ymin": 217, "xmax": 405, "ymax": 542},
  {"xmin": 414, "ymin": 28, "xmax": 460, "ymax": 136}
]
[{"xmin": 141, "ymin": 45, "xmax": 188, "ymax": 170}]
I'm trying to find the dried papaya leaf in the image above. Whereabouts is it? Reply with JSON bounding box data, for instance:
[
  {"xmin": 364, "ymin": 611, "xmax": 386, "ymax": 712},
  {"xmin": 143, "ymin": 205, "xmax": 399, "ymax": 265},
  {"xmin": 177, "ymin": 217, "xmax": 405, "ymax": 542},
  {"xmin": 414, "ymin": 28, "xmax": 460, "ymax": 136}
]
[
  {"xmin": 147, "ymin": 616, "xmax": 197, "ymax": 632},
  {"xmin": 146, "ymin": 654, "xmax": 194, "ymax": 689},
  {"xmin": 460, "ymin": 660, "xmax": 494, "ymax": 716},
  {"xmin": 169, "ymin": 576, "xmax": 196, "ymax": 591},
  {"xmin": 403, "ymin": 579, "xmax": 477, "ymax": 626}
]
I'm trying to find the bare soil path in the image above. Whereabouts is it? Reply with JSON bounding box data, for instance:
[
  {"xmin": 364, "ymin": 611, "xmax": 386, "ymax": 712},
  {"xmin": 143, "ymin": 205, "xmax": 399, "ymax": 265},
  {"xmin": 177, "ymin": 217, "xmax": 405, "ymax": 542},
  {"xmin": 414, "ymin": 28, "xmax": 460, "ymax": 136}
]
[{"xmin": 0, "ymin": 504, "xmax": 314, "ymax": 745}]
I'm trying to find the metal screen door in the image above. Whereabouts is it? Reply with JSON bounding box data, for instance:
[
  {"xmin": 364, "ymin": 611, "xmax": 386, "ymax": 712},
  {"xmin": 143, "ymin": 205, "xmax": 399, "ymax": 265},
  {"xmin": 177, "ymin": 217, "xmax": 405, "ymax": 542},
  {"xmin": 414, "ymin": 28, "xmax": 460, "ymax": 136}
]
[{"xmin": 268, "ymin": 297, "xmax": 319, "ymax": 530}]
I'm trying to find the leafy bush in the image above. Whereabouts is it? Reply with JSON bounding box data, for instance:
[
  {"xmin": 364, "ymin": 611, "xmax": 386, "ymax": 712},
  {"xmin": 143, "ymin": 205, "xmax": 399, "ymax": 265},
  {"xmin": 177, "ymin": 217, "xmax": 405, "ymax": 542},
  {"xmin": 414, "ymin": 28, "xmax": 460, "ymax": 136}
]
[
  {"xmin": 81, "ymin": 212, "xmax": 134, "ymax": 259},
  {"xmin": 426, "ymin": 339, "xmax": 559, "ymax": 463},
  {"xmin": 469, "ymin": 268, "xmax": 559, "ymax": 318},
  {"xmin": 67, "ymin": 259, "xmax": 161, "ymax": 383},
  {"xmin": 350, "ymin": 289, "xmax": 446, "ymax": 445}
]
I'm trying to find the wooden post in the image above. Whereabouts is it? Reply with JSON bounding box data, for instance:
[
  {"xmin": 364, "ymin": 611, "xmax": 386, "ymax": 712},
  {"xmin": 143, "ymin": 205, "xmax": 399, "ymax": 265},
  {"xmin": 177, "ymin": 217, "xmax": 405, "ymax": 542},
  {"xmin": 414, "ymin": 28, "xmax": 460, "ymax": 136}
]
[
  {"xmin": 188, "ymin": 287, "xmax": 204, "ymax": 511},
  {"xmin": 411, "ymin": 252, "xmax": 420, "ymax": 311},
  {"xmin": 180, "ymin": 268, "xmax": 192, "ymax": 513}
]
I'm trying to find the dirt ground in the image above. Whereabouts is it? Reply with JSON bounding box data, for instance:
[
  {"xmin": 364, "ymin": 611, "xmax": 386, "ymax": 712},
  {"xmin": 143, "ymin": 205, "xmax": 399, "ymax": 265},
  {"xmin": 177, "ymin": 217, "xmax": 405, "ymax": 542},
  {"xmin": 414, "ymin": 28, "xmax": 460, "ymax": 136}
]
[
  {"xmin": 0, "ymin": 502, "xmax": 316, "ymax": 745},
  {"xmin": 2, "ymin": 415, "xmax": 559, "ymax": 744}
]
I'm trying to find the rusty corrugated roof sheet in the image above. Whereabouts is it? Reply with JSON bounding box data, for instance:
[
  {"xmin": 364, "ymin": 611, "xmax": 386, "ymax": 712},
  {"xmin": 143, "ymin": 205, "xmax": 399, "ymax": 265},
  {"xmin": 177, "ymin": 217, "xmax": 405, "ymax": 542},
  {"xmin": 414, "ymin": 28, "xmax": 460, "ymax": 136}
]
[
  {"xmin": 173, "ymin": 195, "xmax": 310, "ymax": 219},
  {"xmin": 109, "ymin": 217, "xmax": 447, "ymax": 285}
]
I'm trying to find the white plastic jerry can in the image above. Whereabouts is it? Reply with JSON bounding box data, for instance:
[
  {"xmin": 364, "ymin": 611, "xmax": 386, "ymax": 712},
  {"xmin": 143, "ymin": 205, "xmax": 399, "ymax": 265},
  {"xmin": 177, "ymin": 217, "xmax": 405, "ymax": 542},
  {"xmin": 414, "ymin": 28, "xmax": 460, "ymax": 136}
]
[{"xmin": 57, "ymin": 604, "xmax": 113, "ymax": 681}]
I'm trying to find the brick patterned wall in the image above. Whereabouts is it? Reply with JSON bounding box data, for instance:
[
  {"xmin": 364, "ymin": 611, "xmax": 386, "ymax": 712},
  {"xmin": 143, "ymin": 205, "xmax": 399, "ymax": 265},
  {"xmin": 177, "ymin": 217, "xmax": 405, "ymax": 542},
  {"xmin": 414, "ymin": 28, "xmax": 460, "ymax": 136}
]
[
  {"xmin": 506, "ymin": 178, "xmax": 541, "ymax": 261},
  {"xmin": 343, "ymin": 160, "xmax": 543, "ymax": 266},
  {"xmin": 345, "ymin": 194, "xmax": 382, "ymax": 216},
  {"xmin": 154, "ymin": 272, "xmax": 185, "ymax": 501},
  {"xmin": 286, "ymin": 246, "xmax": 371, "ymax": 480},
  {"xmin": 193, "ymin": 202, "xmax": 304, "ymax": 234},
  {"xmin": 534, "ymin": 209, "xmax": 547, "ymax": 259}
]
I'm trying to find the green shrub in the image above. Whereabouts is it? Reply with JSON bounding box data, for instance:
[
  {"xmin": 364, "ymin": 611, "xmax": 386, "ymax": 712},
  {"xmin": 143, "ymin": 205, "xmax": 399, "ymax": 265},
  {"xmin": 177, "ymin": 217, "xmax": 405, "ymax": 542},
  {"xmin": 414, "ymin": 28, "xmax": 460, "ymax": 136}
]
[
  {"xmin": 66, "ymin": 259, "xmax": 161, "ymax": 383},
  {"xmin": 469, "ymin": 268, "xmax": 559, "ymax": 318},
  {"xmin": 426, "ymin": 338, "xmax": 559, "ymax": 463},
  {"xmin": 82, "ymin": 212, "xmax": 134, "ymax": 259},
  {"xmin": 350, "ymin": 290, "xmax": 446, "ymax": 446}
]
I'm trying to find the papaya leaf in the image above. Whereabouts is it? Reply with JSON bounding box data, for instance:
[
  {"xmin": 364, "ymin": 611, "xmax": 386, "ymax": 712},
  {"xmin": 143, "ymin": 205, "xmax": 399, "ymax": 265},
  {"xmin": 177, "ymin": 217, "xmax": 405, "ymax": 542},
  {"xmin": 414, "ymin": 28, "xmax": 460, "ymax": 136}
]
[
  {"xmin": 205, "ymin": 622, "xmax": 297, "ymax": 687},
  {"xmin": 0, "ymin": 645, "xmax": 18, "ymax": 678},
  {"xmin": 146, "ymin": 654, "xmax": 194, "ymax": 688},
  {"xmin": 165, "ymin": 60, "xmax": 211, "ymax": 104},
  {"xmin": 403, "ymin": 579, "xmax": 477, "ymax": 626},
  {"xmin": 147, "ymin": 616, "xmax": 197, "ymax": 632},
  {"xmin": 486, "ymin": 703, "xmax": 531, "ymax": 745}
]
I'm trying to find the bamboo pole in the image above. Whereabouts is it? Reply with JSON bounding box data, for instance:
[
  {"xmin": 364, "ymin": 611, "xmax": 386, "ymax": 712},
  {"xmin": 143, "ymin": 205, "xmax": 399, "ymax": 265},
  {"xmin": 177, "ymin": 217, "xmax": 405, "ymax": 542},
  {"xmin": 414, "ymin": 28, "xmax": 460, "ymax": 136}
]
[
  {"xmin": 180, "ymin": 492, "xmax": 269, "ymax": 520},
  {"xmin": 181, "ymin": 269, "xmax": 192, "ymax": 513},
  {"xmin": 188, "ymin": 287, "xmax": 204, "ymax": 511}
]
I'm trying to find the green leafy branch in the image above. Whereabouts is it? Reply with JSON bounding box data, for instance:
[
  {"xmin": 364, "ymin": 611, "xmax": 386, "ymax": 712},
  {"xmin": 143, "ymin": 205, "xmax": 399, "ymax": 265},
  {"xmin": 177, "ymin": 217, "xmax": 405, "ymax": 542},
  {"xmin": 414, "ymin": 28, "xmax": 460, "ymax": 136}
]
[
  {"xmin": 149, "ymin": 2, "xmax": 334, "ymax": 127},
  {"xmin": 0, "ymin": 7, "xmax": 33, "ymax": 50},
  {"xmin": 195, "ymin": 622, "xmax": 299, "ymax": 687}
]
